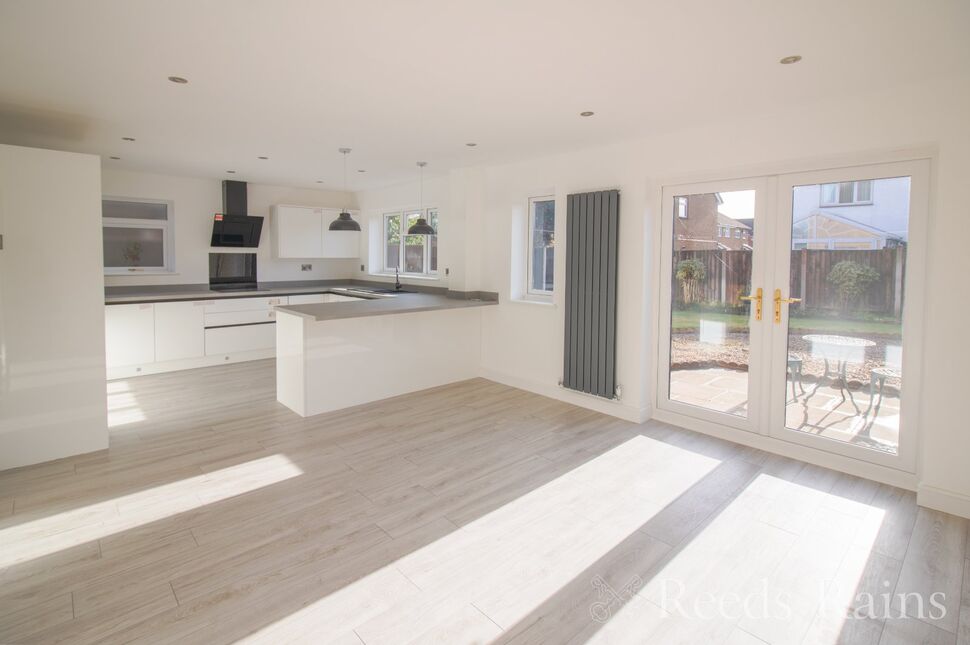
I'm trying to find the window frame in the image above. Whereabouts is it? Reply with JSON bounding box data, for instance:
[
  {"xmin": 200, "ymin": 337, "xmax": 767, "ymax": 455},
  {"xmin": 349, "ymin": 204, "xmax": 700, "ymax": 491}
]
[
  {"xmin": 820, "ymin": 180, "xmax": 874, "ymax": 207},
  {"xmin": 102, "ymin": 196, "xmax": 175, "ymax": 275},
  {"xmin": 382, "ymin": 207, "xmax": 438, "ymax": 276},
  {"xmin": 526, "ymin": 196, "xmax": 556, "ymax": 298}
]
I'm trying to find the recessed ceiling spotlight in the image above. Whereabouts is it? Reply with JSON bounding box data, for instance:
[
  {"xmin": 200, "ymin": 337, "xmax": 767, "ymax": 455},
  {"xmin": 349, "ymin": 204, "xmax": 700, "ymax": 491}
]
[
  {"xmin": 167, "ymin": 76, "xmax": 188, "ymax": 84},
  {"xmin": 779, "ymin": 55, "xmax": 802, "ymax": 65},
  {"xmin": 257, "ymin": 156, "xmax": 268, "ymax": 160},
  {"xmin": 357, "ymin": 169, "xmax": 366, "ymax": 173},
  {"xmin": 226, "ymin": 170, "xmax": 236, "ymax": 174},
  {"xmin": 122, "ymin": 137, "xmax": 135, "ymax": 141},
  {"xmin": 580, "ymin": 111, "xmax": 595, "ymax": 117},
  {"xmin": 316, "ymin": 180, "xmax": 324, "ymax": 184},
  {"xmin": 109, "ymin": 156, "xmax": 121, "ymax": 160},
  {"xmin": 465, "ymin": 142, "xmax": 477, "ymax": 147}
]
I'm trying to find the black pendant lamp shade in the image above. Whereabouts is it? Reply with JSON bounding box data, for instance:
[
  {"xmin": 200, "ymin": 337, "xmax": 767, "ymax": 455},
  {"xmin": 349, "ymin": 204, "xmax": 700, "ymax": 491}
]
[
  {"xmin": 329, "ymin": 148, "xmax": 360, "ymax": 231},
  {"xmin": 407, "ymin": 218, "xmax": 435, "ymax": 235},
  {"xmin": 329, "ymin": 211, "xmax": 360, "ymax": 231},
  {"xmin": 406, "ymin": 161, "xmax": 436, "ymax": 236}
]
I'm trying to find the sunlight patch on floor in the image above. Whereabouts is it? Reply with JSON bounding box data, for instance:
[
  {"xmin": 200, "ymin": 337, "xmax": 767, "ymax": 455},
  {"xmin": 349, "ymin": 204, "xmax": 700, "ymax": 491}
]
[
  {"xmin": 242, "ymin": 435, "xmax": 722, "ymax": 643},
  {"xmin": 0, "ymin": 454, "xmax": 303, "ymax": 569},
  {"xmin": 593, "ymin": 473, "xmax": 887, "ymax": 643}
]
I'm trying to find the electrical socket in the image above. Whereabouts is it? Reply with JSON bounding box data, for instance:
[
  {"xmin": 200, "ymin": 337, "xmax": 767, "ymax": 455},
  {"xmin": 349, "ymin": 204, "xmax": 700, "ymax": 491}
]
[
  {"xmin": 360, "ymin": 264, "xmax": 365, "ymax": 271},
  {"xmin": 301, "ymin": 264, "xmax": 312, "ymax": 271}
]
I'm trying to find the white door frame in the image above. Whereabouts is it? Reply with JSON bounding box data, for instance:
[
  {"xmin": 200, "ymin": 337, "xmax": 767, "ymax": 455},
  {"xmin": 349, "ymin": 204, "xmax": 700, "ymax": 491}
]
[{"xmin": 654, "ymin": 153, "xmax": 931, "ymax": 479}]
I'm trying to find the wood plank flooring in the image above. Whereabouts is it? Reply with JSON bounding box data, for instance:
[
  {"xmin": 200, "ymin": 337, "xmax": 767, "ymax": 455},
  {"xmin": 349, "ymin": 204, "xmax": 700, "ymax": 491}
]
[{"xmin": 0, "ymin": 359, "xmax": 967, "ymax": 644}]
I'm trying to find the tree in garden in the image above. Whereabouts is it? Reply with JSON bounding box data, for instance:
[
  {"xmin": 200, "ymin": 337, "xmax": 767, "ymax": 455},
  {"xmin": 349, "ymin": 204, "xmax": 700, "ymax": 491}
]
[
  {"xmin": 827, "ymin": 260, "xmax": 880, "ymax": 312},
  {"xmin": 675, "ymin": 258, "xmax": 706, "ymax": 305}
]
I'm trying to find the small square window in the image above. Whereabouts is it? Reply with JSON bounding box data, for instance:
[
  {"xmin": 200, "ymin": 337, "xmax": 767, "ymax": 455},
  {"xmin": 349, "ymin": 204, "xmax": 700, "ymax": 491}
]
[{"xmin": 102, "ymin": 198, "xmax": 174, "ymax": 274}]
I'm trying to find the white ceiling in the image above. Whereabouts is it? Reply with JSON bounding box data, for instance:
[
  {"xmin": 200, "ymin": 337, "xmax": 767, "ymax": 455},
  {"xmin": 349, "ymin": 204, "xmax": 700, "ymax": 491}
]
[{"xmin": 0, "ymin": 0, "xmax": 966, "ymax": 190}]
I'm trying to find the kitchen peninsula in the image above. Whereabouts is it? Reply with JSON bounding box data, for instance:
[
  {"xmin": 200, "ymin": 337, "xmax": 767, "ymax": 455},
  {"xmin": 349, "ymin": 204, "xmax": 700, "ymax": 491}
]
[{"xmin": 275, "ymin": 290, "xmax": 497, "ymax": 416}]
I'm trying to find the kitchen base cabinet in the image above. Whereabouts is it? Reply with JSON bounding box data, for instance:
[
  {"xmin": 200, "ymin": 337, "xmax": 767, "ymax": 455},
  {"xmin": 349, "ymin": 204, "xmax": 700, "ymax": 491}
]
[
  {"xmin": 105, "ymin": 303, "xmax": 155, "ymax": 368},
  {"xmin": 205, "ymin": 323, "xmax": 276, "ymax": 356},
  {"xmin": 154, "ymin": 301, "xmax": 205, "ymax": 362}
]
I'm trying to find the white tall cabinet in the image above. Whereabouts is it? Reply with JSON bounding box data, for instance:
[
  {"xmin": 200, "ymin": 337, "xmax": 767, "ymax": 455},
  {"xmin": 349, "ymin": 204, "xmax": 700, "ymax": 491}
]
[{"xmin": 0, "ymin": 145, "xmax": 108, "ymax": 470}]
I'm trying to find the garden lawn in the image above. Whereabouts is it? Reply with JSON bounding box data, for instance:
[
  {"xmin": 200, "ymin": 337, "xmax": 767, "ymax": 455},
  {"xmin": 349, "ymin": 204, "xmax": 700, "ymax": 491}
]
[{"xmin": 671, "ymin": 310, "xmax": 901, "ymax": 335}]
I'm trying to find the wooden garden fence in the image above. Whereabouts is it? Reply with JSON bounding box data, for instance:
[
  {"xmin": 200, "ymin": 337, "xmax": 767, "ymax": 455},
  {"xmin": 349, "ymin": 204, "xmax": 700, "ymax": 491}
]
[{"xmin": 673, "ymin": 247, "xmax": 906, "ymax": 316}]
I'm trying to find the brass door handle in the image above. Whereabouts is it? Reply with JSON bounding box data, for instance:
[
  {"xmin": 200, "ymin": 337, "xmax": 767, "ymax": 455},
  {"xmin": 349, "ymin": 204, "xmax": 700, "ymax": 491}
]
[
  {"xmin": 739, "ymin": 287, "xmax": 763, "ymax": 321},
  {"xmin": 773, "ymin": 288, "xmax": 802, "ymax": 323}
]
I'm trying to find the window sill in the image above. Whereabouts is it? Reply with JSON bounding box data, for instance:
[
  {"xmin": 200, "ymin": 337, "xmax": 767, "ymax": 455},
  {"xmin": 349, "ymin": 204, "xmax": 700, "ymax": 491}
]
[
  {"xmin": 105, "ymin": 270, "xmax": 177, "ymax": 276},
  {"xmin": 509, "ymin": 296, "xmax": 555, "ymax": 307},
  {"xmin": 368, "ymin": 272, "xmax": 440, "ymax": 282}
]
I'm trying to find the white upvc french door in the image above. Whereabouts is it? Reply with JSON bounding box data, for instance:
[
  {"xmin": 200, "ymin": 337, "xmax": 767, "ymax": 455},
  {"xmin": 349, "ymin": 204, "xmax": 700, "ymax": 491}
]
[
  {"xmin": 766, "ymin": 159, "xmax": 929, "ymax": 472},
  {"xmin": 658, "ymin": 177, "xmax": 772, "ymax": 434},
  {"xmin": 658, "ymin": 158, "xmax": 929, "ymax": 472}
]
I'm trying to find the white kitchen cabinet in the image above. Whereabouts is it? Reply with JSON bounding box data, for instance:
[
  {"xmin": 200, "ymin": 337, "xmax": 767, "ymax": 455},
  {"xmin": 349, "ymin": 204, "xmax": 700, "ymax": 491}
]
[
  {"xmin": 321, "ymin": 228, "xmax": 360, "ymax": 258},
  {"xmin": 202, "ymin": 296, "xmax": 286, "ymax": 313},
  {"xmin": 105, "ymin": 303, "xmax": 155, "ymax": 367},
  {"xmin": 205, "ymin": 324, "xmax": 277, "ymax": 355},
  {"xmin": 273, "ymin": 205, "xmax": 360, "ymax": 259},
  {"xmin": 273, "ymin": 205, "xmax": 323, "ymax": 258},
  {"xmin": 286, "ymin": 293, "xmax": 332, "ymax": 305},
  {"xmin": 154, "ymin": 301, "xmax": 205, "ymax": 362}
]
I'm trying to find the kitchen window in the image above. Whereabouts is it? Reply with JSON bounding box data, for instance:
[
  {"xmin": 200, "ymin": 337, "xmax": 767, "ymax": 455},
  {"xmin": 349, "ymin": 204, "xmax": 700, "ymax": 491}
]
[
  {"xmin": 383, "ymin": 208, "xmax": 438, "ymax": 275},
  {"xmin": 528, "ymin": 196, "xmax": 555, "ymax": 296},
  {"xmin": 102, "ymin": 197, "xmax": 174, "ymax": 274},
  {"xmin": 820, "ymin": 180, "xmax": 873, "ymax": 206}
]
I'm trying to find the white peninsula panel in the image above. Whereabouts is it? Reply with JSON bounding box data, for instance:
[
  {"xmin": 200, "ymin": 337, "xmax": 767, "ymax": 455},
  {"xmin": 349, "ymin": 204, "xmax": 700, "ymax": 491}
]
[{"xmin": 277, "ymin": 307, "xmax": 481, "ymax": 417}]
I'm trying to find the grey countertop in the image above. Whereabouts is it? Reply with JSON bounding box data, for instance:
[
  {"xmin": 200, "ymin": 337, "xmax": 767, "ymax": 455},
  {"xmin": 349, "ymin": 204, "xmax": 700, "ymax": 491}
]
[
  {"xmin": 104, "ymin": 280, "xmax": 498, "ymax": 320},
  {"xmin": 105, "ymin": 283, "xmax": 361, "ymax": 304},
  {"xmin": 275, "ymin": 291, "xmax": 496, "ymax": 322}
]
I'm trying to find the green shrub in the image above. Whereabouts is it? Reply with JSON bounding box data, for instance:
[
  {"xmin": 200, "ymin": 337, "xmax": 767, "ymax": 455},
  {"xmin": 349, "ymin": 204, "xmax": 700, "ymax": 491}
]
[
  {"xmin": 827, "ymin": 260, "xmax": 880, "ymax": 311},
  {"xmin": 675, "ymin": 259, "xmax": 706, "ymax": 304}
]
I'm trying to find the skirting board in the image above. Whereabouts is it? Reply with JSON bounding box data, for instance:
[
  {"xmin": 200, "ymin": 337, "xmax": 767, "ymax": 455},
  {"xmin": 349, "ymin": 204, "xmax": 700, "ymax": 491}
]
[
  {"xmin": 917, "ymin": 485, "xmax": 970, "ymax": 519},
  {"xmin": 107, "ymin": 348, "xmax": 276, "ymax": 379},
  {"xmin": 478, "ymin": 368, "xmax": 649, "ymax": 424}
]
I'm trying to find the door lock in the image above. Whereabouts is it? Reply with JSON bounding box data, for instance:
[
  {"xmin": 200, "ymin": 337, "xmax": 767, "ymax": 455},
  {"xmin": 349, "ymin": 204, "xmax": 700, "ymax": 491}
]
[
  {"xmin": 774, "ymin": 288, "xmax": 802, "ymax": 323},
  {"xmin": 739, "ymin": 287, "xmax": 763, "ymax": 321}
]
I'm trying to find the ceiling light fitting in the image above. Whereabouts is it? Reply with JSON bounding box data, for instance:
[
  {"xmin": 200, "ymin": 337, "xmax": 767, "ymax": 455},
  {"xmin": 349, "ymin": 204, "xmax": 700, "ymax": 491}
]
[
  {"xmin": 167, "ymin": 76, "xmax": 188, "ymax": 84},
  {"xmin": 580, "ymin": 111, "xmax": 594, "ymax": 117},
  {"xmin": 407, "ymin": 161, "xmax": 436, "ymax": 236},
  {"xmin": 779, "ymin": 55, "xmax": 802, "ymax": 65},
  {"xmin": 328, "ymin": 148, "xmax": 361, "ymax": 232},
  {"xmin": 122, "ymin": 137, "xmax": 135, "ymax": 141}
]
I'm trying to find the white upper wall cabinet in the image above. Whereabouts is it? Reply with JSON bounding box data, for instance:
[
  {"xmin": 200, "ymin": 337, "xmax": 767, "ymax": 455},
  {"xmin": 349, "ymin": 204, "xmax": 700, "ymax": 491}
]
[{"xmin": 273, "ymin": 204, "xmax": 360, "ymax": 259}]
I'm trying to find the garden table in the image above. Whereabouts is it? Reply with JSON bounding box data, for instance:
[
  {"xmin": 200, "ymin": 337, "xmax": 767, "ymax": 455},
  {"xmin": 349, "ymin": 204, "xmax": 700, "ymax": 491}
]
[{"xmin": 801, "ymin": 334, "xmax": 876, "ymax": 410}]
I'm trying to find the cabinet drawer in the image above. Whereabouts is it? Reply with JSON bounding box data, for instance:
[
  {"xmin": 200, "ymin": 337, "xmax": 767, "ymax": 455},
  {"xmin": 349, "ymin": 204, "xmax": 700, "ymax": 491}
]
[
  {"xmin": 286, "ymin": 293, "xmax": 332, "ymax": 305},
  {"xmin": 203, "ymin": 296, "xmax": 287, "ymax": 314},
  {"xmin": 204, "ymin": 323, "xmax": 276, "ymax": 355},
  {"xmin": 204, "ymin": 309, "xmax": 277, "ymax": 327}
]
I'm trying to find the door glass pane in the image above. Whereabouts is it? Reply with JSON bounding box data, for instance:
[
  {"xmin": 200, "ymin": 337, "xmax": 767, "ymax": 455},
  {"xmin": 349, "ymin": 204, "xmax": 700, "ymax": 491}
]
[
  {"xmin": 785, "ymin": 175, "xmax": 909, "ymax": 454},
  {"xmin": 668, "ymin": 190, "xmax": 755, "ymax": 417}
]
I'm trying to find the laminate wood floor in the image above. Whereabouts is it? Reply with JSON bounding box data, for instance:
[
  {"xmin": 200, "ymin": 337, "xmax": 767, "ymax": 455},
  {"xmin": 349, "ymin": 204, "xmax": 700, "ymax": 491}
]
[{"xmin": 0, "ymin": 359, "xmax": 967, "ymax": 644}]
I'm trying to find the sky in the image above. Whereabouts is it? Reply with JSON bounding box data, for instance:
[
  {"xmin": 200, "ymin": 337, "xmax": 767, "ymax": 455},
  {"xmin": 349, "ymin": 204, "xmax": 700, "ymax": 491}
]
[{"xmin": 717, "ymin": 190, "xmax": 755, "ymax": 220}]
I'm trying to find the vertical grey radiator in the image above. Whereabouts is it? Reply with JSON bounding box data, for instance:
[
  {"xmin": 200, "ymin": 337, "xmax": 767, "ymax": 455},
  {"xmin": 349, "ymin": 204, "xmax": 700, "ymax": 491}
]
[{"xmin": 562, "ymin": 189, "xmax": 619, "ymax": 398}]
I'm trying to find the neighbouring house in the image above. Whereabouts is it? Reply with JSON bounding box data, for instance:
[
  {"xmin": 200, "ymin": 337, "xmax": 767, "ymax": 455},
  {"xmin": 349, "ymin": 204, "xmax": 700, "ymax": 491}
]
[
  {"xmin": 791, "ymin": 177, "xmax": 909, "ymax": 249},
  {"xmin": 673, "ymin": 193, "xmax": 752, "ymax": 251}
]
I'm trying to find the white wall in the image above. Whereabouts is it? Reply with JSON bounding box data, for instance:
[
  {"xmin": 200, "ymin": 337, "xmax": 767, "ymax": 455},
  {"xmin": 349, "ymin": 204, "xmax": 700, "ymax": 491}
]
[
  {"xmin": 353, "ymin": 75, "xmax": 970, "ymax": 515},
  {"xmin": 0, "ymin": 145, "xmax": 108, "ymax": 469},
  {"xmin": 102, "ymin": 169, "xmax": 360, "ymax": 286}
]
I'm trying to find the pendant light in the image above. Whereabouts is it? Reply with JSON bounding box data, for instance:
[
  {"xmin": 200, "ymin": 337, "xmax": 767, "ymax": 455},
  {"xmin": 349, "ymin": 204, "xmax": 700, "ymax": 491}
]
[
  {"xmin": 328, "ymin": 148, "xmax": 361, "ymax": 231},
  {"xmin": 407, "ymin": 161, "xmax": 436, "ymax": 235}
]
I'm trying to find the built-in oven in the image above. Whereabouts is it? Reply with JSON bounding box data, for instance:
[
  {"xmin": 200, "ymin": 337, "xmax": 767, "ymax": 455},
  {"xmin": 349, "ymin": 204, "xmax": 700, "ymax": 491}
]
[{"xmin": 209, "ymin": 252, "xmax": 258, "ymax": 291}]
